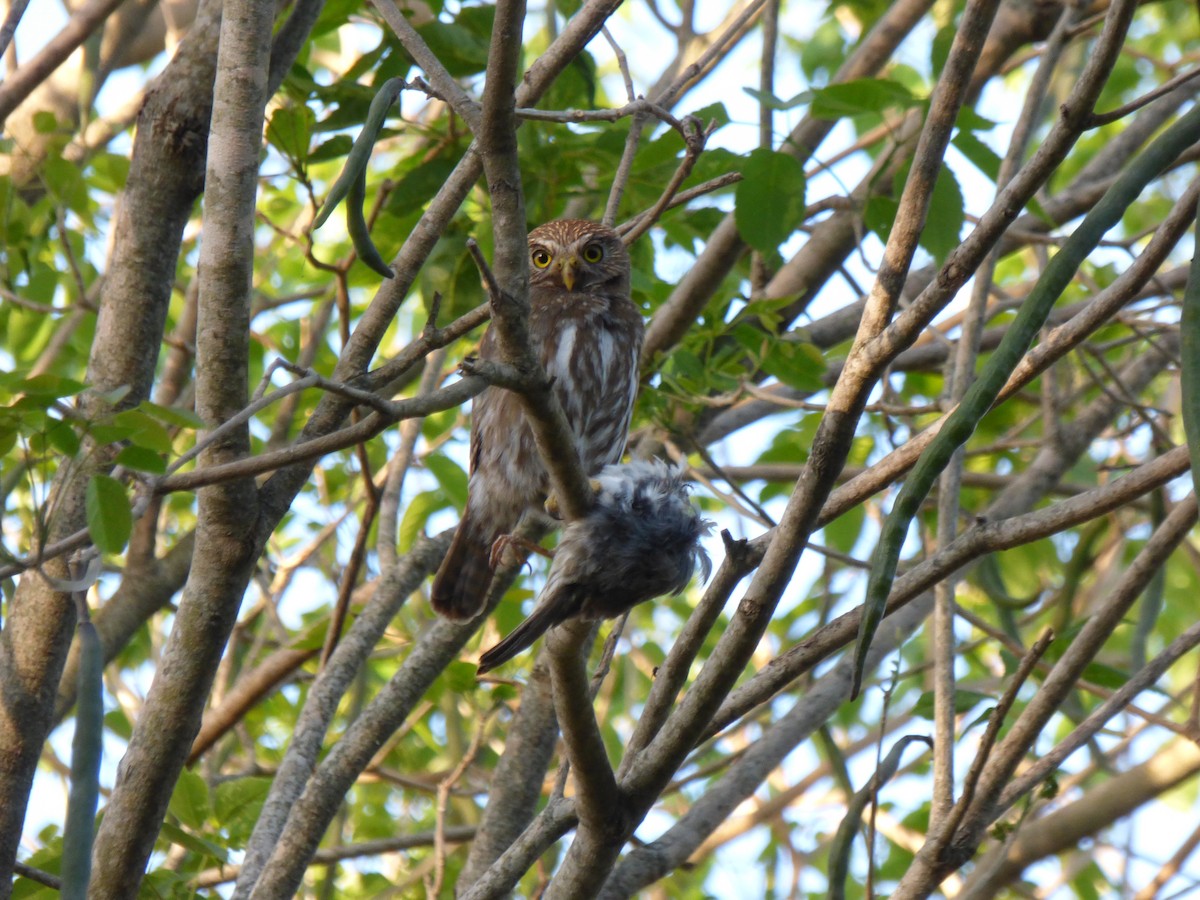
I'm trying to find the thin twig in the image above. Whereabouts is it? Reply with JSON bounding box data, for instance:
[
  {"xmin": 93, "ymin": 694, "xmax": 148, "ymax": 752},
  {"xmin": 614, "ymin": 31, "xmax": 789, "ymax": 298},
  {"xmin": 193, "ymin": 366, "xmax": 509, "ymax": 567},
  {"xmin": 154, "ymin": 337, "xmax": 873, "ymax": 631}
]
[
  {"xmin": 0, "ymin": 0, "xmax": 127, "ymax": 125},
  {"xmin": 601, "ymin": 26, "xmax": 640, "ymax": 226},
  {"xmin": 939, "ymin": 629, "xmax": 1055, "ymax": 847},
  {"xmin": 999, "ymin": 616, "xmax": 1200, "ymax": 811},
  {"xmin": 1089, "ymin": 65, "xmax": 1200, "ymax": 127},
  {"xmin": 621, "ymin": 117, "xmax": 711, "ymax": 245},
  {"xmin": 378, "ymin": 348, "xmax": 448, "ymax": 567},
  {"xmin": 14, "ymin": 860, "xmax": 61, "ymax": 889},
  {"xmin": 429, "ymin": 708, "xmax": 497, "ymax": 896},
  {"xmin": 0, "ymin": 0, "xmax": 30, "ymax": 61},
  {"xmin": 616, "ymin": 171, "xmax": 742, "ymax": 235},
  {"xmin": 515, "ymin": 96, "xmax": 692, "ymax": 133},
  {"xmin": 369, "ymin": 0, "xmax": 482, "ymax": 131}
]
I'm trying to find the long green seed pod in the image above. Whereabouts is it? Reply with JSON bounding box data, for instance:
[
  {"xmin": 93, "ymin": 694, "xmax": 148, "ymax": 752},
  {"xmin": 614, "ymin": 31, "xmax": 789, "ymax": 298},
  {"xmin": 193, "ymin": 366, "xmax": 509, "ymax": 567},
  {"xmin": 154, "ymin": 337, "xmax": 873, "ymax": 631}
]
[
  {"xmin": 313, "ymin": 77, "xmax": 407, "ymax": 278},
  {"xmin": 852, "ymin": 102, "xmax": 1200, "ymax": 698},
  {"xmin": 61, "ymin": 618, "xmax": 103, "ymax": 900}
]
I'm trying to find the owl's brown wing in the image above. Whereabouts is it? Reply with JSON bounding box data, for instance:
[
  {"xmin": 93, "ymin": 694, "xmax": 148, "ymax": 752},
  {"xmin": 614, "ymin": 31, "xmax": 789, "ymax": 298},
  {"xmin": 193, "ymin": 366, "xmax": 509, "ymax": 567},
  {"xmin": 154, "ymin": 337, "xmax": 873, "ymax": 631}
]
[
  {"xmin": 431, "ymin": 328, "xmax": 541, "ymax": 620},
  {"xmin": 432, "ymin": 329, "xmax": 503, "ymax": 621}
]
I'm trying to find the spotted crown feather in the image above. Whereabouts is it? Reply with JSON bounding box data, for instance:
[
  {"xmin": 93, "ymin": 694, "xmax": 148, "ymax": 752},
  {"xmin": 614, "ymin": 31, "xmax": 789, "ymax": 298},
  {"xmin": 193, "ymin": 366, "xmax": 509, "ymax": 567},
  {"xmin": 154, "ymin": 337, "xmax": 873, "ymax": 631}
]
[{"xmin": 527, "ymin": 218, "xmax": 622, "ymax": 245}]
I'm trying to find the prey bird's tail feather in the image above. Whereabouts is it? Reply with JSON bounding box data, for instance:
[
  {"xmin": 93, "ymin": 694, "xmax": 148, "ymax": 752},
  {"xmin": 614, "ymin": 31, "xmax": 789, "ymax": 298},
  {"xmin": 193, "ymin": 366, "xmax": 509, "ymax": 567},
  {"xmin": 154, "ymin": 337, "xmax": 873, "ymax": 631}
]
[{"xmin": 477, "ymin": 595, "xmax": 573, "ymax": 674}]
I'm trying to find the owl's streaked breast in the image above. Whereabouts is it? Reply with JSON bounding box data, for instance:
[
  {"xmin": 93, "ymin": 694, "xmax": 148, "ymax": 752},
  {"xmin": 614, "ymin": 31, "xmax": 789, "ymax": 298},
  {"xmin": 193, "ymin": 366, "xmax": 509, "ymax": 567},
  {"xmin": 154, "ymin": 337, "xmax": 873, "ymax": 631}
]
[{"xmin": 534, "ymin": 291, "xmax": 643, "ymax": 472}]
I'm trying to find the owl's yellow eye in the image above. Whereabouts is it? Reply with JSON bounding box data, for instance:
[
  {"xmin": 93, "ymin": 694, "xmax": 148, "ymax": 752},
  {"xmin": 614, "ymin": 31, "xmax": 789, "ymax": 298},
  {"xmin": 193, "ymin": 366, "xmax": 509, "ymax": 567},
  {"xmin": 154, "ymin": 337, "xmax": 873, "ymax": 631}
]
[
  {"xmin": 531, "ymin": 248, "xmax": 552, "ymax": 268},
  {"xmin": 582, "ymin": 243, "xmax": 604, "ymax": 263}
]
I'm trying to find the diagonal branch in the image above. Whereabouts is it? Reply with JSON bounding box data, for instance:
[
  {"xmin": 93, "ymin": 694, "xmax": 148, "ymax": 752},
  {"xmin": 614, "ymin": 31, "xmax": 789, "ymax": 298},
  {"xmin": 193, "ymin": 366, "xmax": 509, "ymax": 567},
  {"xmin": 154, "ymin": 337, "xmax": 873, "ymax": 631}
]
[
  {"xmin": 0, "ymin": 0, "xmax": 129, "ymax": 125},
  {"xmin": 370, "ymin": 0, "xmax": 482, "ymax": 131},
  {"xmin": 546, "ymin": 619, "xmax": 619, "ymax": 827},
  {"xmin": 87, "ymin": 0, "xmax": 276, "ymax": 887}
]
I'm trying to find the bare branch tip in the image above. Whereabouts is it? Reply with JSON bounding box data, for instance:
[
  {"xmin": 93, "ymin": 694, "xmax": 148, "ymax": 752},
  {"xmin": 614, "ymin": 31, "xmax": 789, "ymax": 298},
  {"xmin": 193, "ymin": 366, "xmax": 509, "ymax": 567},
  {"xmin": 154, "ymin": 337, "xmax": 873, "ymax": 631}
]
[
  {"xmin": 465, "ymin": 238, "xmax": 505, "ymax": 306},
  {"xmin": 422, "ymin": 291, "xmax": 445, "ymax": 340}
]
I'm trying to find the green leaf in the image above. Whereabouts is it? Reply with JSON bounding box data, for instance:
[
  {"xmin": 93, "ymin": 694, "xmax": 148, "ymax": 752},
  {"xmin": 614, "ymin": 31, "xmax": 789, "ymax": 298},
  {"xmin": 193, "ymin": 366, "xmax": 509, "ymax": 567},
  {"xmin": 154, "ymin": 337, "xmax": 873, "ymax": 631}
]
[
  {"xmin": 398, "ymin": 490, "xmax": 449, "ymax": 553},
  {"xmin": 0, "ymin": 425, "xmax": 16, "ymax": 457},
  {"xmin": 115, "ymin": 445, "xmax": 166, "ymax": 474},
  {"xmin": 168, "ymin": 769, "xmax": 210, "ymax": 830},
  {"xmin": 89, "ymin": 153, "xmax": 130, "ymax": 193},
  {"xmin": 1080, "ymin": 662, "xmax": 1129, "ymax": 690},
  {"xmin": 139, "ymin": 867, "xmax": 191, "ymax": 898},
  {"xmin": 43, "ymin": 156, "xmax": 89, "ymax": 212},
  {"xmin": 138, "ymin": 401, "xmax": 205, "ymax": 430},
  {"xmin": 734, "ymin": 148, "xmax": 806, "ymax": 254},
  {"xmin": 809, "ymin": 78, "xmax": 919, "ymax": 120},
  {"xmin": 920, "ymin": 166, "xmax": 964, "ymax": 262},
  {"xmin": 85, "ymin": 475, "xmax": 132, "ymax": 555},
  {"xmin": 911, "ymin": 689, "xmax": 993, "ymax": 720},
  {"xmin": 33, "ymin": 110, "xmax": 60, "ymax": 134},
  {"xmin": 112, "ymin": 410, "xmax": 173, "ymax": 453},
  {"xmin": 741, "ymin": 87, "xmax": 810, "ymax": 111},
  {"xmin": 24, "ymin": 264, "xmax": 60, "ymax": 307},
  {"xmin": 309, "ymin": 134, "xmax": 354, "ymax": 164},
  {"xmin": 865, "ymin": 195, "xmax": 899, "ymax": 243},
  {"xmin": 952, "ymin": 130, "xmax": 1001, "ymax": 182},
  {"xmin": 823, "ymin": 504, "xmax": 864, "ymax": 556},
  {"xmin": 103, "ymin": 708, "xmax": 132, "ymax": 740},
  {"xmin": 689, "ymin": 101, "xmax": 731, "ymax": 129},
  {"xmin": 266, "ymin": 104, "xmax": 315, "ymax": 165},
  {"xmin": 215, "ymin": 777, "xmax": 272, "ymax": 836},
  {"xmin": 17, "ymin": 374, "xmax": 86, "ymax": 398},
  {"xmin": 37, "ymin": 420, "xmax": 80, "ymax": 457},
  {"xmin": 94, "ymin": 385, "xmax": 131, "ymax": 408},
  {"xmin": 158, "ymin": 820, "xmax": 227, "ymax": 863},
  {"xmin": 425, "ymin": 454, "xmax": 469, "ymax": 509},
  {"xmin": 955, "ymin": 107, "xmax": 998, "ymax": 132},
  {"xmin": 311, "ymin": 0, "xmax": 361, "ymax": 37},
  {"xmin": 417, "ymin": 21, "xmax": 490, "ymax": 77},
  {"xmin": 931, "ymin": 23, "xmax": 955, "ymax": 80},
  {"xmin": 384, "ymin": 157, "xmax": 459, "ymax": 217},
  {"xmin": 88, "ymin": 424, "xmax": 136, "ymax": 446},
  {"xmin": 759, "ymin": 339, "xmax": 824, "ymax": 392},
  {"xmin": 445, "ymin": 660, "xmax": 479, "ymax": 692}
]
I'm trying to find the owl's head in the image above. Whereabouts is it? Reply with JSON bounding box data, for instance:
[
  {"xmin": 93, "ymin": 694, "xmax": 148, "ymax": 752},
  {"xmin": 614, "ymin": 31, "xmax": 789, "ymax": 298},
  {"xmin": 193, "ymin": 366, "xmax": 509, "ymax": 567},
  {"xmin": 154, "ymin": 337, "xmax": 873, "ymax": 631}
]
[{"xmin": 527, "ymin": 219, "xmax": 630, "ymax": 295}]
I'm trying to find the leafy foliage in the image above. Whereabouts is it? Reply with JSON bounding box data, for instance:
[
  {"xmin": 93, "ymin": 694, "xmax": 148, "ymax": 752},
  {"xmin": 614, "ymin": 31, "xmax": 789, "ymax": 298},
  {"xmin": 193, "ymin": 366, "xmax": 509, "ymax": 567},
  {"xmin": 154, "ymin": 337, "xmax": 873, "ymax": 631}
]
[{"xmin": 1, "ymin": 0, "xmax": 1200, "ymax": 897}]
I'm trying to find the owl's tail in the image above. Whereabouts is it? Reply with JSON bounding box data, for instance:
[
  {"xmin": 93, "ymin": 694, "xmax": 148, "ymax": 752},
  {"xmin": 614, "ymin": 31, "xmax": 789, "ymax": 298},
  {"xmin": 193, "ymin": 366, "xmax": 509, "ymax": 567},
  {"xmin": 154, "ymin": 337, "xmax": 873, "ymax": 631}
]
[
  {"xmin": 476, "ymin": 593, "xmax": 574, "ymax": 674},
  {"xmin": 431, "ymin": 515, "xmax": 495, "ymax": 621}
]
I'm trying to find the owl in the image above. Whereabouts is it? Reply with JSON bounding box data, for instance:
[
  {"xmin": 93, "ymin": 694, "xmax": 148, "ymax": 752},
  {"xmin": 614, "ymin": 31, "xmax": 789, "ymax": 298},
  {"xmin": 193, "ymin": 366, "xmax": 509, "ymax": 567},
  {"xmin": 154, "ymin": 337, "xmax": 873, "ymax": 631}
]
[
  {"xmin": 430, "ymin": 220, "xmax": 645, "ymax": 621},
  {"xmin": 477, "ymin": 460, "xmax": 713, "ymax": 673}
]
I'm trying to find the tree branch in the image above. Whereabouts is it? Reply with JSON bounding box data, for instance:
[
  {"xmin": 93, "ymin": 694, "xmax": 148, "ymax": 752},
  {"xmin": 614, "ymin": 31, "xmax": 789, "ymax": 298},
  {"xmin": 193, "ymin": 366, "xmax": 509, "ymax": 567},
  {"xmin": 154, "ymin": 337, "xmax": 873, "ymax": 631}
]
[
  {"xmin": 87, "ymin": 0, "xmax": 276, "ymax": 886},
  {"xmin": 233, "ymin": 531, "xmax": 451, "ymax": 893},
  {"xmin": 546, "ymin": 619, "xmax": 619, "ymax": 830},
  {"xmin": 0, "ymin": 0, "xmax": 129, "ymax": 126}
]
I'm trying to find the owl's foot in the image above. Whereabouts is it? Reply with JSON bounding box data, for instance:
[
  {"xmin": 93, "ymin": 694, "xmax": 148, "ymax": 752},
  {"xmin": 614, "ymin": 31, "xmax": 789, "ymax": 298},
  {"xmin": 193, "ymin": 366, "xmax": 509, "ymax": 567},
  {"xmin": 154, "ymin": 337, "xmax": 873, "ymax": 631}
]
[
  {"xmin": 543, "ymin": 479, "xmax": 603, "ymax": 519},
  {"xmin": 488, "ymin": 534, "xmax": 554, "ymax": 571}
]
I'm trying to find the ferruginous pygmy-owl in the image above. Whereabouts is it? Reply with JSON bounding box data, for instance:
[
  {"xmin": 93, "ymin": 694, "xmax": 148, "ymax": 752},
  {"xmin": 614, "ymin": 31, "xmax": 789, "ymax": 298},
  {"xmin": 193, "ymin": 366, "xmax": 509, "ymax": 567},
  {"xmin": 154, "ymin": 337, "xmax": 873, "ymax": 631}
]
[
  {"xmin": 430, "ymin": 220, "xmax": 645, "ymax": 621},
  {"xmin": 477, "ymin": 459, "xmax": 712, "ymax": 673}
]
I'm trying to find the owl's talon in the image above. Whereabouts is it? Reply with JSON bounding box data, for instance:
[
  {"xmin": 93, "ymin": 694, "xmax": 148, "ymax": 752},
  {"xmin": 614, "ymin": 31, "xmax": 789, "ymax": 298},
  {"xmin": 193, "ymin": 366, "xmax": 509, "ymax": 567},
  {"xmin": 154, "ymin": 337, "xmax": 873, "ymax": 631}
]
[
  {"xmin": 544, "ymin": 479, "xmax": 603, "ymax": 519},
  {"xmin": 489, "ymin": 534, "xmax": 554, "ymax": 571}
]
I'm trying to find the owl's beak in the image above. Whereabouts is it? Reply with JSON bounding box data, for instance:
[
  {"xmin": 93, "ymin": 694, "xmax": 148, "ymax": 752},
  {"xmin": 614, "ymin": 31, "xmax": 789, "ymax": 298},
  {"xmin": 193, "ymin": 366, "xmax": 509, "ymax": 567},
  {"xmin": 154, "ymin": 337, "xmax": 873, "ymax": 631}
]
[{"xmin": 558, "ymin": 256, "xmax": 577, "ymax": 291}]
